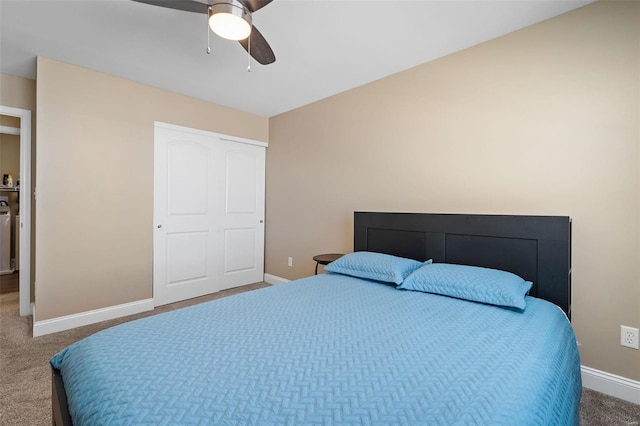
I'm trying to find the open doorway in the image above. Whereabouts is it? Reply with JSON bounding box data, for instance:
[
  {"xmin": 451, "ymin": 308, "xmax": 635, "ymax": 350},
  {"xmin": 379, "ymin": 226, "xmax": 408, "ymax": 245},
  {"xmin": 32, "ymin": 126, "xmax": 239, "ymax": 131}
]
[{"xmin": 0, "ymin": 106, "xmax": 32, "ymax": 317}]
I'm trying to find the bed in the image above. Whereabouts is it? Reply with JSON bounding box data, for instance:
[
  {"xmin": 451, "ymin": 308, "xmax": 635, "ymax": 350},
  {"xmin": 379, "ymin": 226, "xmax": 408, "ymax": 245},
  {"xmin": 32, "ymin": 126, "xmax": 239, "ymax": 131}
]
[{"xmin": 51, "ymin": 212, "xmax": 580, "ymax": 425}]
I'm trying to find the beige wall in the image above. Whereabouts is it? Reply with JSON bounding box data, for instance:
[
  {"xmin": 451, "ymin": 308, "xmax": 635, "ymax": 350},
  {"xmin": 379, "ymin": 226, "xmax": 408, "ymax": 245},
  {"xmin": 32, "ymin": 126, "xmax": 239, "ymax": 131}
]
[
  {"xmin": 0, "ymin": 132, "xmax": 20, "ymax": 258},
  {"xmin": 0, "ymin": 132, "xmax": 20, "ymax": 182},
  {"xmin": 0, "ymin": 115, "xmax": 21, "ymax": 128},
  {"xmin": 267, "ymin": 1, "xmax": 640, "ymax": 380},
  {"xmin": 35, "ymin": 57, "xmax": 268, "ymax": 320},
  {"xmin": 0, "ymin": 73, "xmax": 36, "ymax": 112}
]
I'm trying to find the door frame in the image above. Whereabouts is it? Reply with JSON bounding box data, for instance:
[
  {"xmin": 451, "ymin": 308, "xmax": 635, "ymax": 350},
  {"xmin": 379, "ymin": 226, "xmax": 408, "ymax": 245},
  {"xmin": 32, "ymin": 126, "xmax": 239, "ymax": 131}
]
[
  {"xmin": 0, "ymin": 105, "xmax": 32, "ymax": 316},
  {"xmin": 155, "ymin": 122, "xmax": 268, "ymax": 149}
]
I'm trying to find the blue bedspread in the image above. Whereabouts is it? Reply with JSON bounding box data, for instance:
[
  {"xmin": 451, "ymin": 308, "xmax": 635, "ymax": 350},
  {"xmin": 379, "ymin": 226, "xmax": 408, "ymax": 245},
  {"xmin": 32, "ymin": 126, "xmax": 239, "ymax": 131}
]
[{"xmin": 51, "ymin": 274, "xmax": 581, "ymax": 425}]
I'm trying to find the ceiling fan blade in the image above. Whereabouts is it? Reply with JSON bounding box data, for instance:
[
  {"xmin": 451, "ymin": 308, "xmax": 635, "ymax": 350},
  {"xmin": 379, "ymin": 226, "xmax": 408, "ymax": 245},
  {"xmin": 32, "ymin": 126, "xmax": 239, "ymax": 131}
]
[
  {"xmin": 237, "ymin": 0, "xmax": 273, "ymax": 13},
  {"xmin": 239, "ymin": 26, "xmax": 276, "ymax": 65},
  {"xmin": 132, "ymin": 0, "xmax": 208, "ymax": 14}
]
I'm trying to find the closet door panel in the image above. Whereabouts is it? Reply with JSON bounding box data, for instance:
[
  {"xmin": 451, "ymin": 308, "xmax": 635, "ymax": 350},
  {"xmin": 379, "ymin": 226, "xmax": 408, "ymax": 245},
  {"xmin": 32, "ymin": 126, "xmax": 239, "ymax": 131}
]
[
  {"xmin": 154, "ymin": 128, "xmax": 220, "ymax": 306},
  {"xmin": 220, "ymin": 141, "xmax": 265, "ymax": 290},
  {"xmin": 225, "ymin": 151, "xmax": 257, "ymax": 214}
]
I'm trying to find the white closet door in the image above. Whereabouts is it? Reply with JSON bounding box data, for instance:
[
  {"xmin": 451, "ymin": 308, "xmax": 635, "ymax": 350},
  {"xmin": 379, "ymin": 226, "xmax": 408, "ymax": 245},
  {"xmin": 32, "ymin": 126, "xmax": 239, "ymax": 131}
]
[
  {"xmin": 154, "ymin": 127, "xmax": 220, "ymax": 306},
  {"xmin": 219, "ymin": 140, "xmax": 265, "ymax": 290},
  {"xmin": 154, "ymin": 124, "xmax": 266, "ymax": 306}
]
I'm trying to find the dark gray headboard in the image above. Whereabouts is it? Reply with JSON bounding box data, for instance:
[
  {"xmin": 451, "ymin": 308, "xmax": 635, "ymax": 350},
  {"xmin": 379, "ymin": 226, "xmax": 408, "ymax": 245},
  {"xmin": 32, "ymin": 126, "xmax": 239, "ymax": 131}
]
[{"xmin": 354, "ymin": 212, "xmax": 572, "ymax": 317}]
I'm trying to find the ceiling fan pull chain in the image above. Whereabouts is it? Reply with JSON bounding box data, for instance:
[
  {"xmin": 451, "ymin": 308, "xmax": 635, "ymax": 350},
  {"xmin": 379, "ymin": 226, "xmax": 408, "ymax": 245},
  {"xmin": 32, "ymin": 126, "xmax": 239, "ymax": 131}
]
[
  {"xmin": 247, "ymin": 34, "xmax": 251, "ymax": 72},
  {"xmin": 206, "ymin": 7, "xmax": 211, "ymax": 54}
]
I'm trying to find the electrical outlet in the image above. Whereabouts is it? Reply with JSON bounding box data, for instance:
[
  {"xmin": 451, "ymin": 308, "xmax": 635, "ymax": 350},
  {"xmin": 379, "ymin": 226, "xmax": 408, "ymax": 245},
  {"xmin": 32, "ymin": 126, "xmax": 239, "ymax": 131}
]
[
  {"xmin": 620, "ymin": 325, "xmax": 639, "ymax": 349},
  {"xmin": 287, "ymin": 257, "xmax": 293, "ymax": 267}
]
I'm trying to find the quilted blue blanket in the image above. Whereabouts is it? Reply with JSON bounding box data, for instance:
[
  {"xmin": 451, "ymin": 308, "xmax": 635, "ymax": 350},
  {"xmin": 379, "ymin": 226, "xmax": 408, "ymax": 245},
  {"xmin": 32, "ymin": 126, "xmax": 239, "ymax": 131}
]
[{"xmin": 51, "ymin": 274, "xmax": 581, "ymax": 425}]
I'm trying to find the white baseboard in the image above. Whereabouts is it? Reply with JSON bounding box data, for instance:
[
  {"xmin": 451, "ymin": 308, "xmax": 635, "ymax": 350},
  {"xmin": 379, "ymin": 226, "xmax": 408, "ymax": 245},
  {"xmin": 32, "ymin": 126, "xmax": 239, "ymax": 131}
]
[
  {"xmin": 582, "ymin": 365, "xmax": 640, "ymax": 405},
  {"xmin": 32, "ymin": 298, "xmax": 154, "ymax": 337},
  {"xmin": 264, "ymin": 273, "xmax": 290, "ymax": 285}
]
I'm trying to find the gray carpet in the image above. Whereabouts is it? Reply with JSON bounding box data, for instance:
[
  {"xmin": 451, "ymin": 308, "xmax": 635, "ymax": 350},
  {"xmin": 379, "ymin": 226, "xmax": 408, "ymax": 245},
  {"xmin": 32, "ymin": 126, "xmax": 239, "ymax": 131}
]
[{"xmin": 2, "ymin": 284, "xmax": 639, "ymax": 425}]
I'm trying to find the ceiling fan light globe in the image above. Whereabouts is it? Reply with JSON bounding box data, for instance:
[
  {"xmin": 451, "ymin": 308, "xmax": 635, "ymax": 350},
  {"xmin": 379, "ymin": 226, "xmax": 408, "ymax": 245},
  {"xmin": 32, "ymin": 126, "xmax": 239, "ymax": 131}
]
[{"xmin": 209, "ymin": 2, "xmax": 252, "ymax": 41}]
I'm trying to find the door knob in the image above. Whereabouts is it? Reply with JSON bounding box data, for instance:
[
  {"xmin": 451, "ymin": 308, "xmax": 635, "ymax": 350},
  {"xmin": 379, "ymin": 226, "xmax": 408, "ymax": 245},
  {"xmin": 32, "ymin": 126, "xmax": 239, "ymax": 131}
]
[{"xmin": 157, "ymin": 224, "xmax": 162, "ymax": 228}]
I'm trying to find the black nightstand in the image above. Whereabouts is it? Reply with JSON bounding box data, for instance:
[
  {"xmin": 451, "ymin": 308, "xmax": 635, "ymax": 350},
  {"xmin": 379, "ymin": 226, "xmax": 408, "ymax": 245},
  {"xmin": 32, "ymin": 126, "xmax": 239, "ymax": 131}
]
[{"xmin": 313, "ymin": 253, "xmax": 344, "ymax": 275}]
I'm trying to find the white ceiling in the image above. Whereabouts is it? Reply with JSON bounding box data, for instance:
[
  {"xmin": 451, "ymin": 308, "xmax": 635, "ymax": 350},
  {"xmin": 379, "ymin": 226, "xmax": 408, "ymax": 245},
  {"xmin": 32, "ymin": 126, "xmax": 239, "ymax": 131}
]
[{"xmin": 1, "ymin": 0, "xmax": 593, "ymax": 117}]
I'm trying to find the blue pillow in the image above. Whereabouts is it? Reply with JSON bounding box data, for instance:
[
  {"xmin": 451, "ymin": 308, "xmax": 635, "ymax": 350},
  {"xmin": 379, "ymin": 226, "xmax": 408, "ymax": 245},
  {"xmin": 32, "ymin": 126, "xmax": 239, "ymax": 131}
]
[
  {"xmin": 398, "ymin": 263, "xmax": 532, "ymax": 310},
  {"xmin": 324, "ymin": 251, "xmax": 430, "ymax": 284}
]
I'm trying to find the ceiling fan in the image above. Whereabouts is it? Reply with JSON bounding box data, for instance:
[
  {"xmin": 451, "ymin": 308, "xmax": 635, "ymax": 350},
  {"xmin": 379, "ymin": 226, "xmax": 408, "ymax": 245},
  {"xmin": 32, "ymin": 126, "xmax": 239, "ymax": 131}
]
[{"xmin": 133, "ymin": 0, "xmax": 276, "ymax": 65}]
